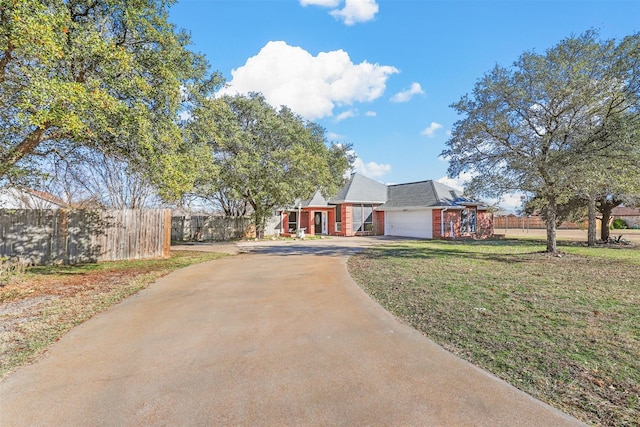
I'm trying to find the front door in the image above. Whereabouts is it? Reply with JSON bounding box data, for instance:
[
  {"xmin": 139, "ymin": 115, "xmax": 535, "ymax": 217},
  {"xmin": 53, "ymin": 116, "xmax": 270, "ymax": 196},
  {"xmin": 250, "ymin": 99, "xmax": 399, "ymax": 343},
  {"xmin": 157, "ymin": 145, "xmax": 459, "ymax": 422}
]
[{"xmin": 314, "ymin": 212, "xmax": 328, "ymax": 235}]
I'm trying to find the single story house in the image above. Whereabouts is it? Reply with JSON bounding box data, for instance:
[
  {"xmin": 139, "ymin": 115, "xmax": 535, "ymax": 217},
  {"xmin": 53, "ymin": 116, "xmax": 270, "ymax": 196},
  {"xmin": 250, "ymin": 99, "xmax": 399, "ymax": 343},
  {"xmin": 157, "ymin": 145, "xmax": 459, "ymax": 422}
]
[
  {"xmin": 612, "ymin": 205, "xmax": 640, "ymax": 229},
  {"xmin": 280, "ymin": 173, "xmax": 493, "ymax": 239},
  {"xmin": 0, "ymin": 187, "xmax": 71, "ymax": 209}
]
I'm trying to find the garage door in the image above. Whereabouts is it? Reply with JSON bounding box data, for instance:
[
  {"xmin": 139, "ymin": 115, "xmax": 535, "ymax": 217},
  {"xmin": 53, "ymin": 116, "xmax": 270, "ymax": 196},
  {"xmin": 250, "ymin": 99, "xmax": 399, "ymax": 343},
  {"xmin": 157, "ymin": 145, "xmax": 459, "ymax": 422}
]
[{"xmin": 385, "ymin": 210, "xmax": 433, "ymax": 239}]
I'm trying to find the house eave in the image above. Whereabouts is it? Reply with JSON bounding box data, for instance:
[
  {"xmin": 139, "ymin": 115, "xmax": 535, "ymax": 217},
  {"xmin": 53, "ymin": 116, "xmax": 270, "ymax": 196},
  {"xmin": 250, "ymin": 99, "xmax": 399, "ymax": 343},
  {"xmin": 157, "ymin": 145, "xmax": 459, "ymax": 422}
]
[{"xmin": 377, "ymin": 205, "xmax": 461, "ymax": 212}]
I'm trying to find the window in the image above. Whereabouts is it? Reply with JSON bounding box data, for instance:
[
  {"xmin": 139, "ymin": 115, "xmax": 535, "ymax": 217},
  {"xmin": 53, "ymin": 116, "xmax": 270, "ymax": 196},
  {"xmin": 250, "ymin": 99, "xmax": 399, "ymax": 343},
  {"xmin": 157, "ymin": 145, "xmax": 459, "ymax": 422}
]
[
  {"xmin": 469, "ymin": 209, "xmax": 477, "ymax": 233},
  {"xmin": 461, "ymin": 208, "xmax": 477, "ymax": 234},
  {"xmin": 335, "ymin": 205, "xmax": 342, "ymax": 232},
  {"xmin": 353, "ymin": 205, "xmax": 362, "ymax": 232},
  {"xmin": 461, "ymin": 209, "xmax": 468, "ymax": 233},
  {"xmin": 363, "ymin": 205, "xmax": 374, "ymax": 232},
  {"xmin": 288, "ymin": 211, "xmax": 297, "ymax": 232},
  {"xmin": 353, "ymin": 204, "xmax": 374, "ymax": 233}
]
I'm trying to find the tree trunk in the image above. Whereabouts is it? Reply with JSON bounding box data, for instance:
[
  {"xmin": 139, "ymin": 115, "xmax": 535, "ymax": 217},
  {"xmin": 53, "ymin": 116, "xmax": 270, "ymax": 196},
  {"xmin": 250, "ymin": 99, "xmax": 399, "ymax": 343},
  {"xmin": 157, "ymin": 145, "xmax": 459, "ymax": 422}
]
[
  {"xmin": 600, "ymin": 207, "xmax": 613, "ymax": 242},
  {"xmin": 545, "ymin": 197, "xmax": 558, "ymax": 254},
  {"xmin": 254, "ymin": 216, "xmax": 265, "ymax": 239},
  {"xmin": 587, "ymin": 196, "xmax": 597, "ymax": 247},
  {"xmin": 0, "ymin": 125, "xmax": 49, "ymax": 178},
  {"xmin": 248, "ymin": 199, "xmax": 266, "ymax": 239}
]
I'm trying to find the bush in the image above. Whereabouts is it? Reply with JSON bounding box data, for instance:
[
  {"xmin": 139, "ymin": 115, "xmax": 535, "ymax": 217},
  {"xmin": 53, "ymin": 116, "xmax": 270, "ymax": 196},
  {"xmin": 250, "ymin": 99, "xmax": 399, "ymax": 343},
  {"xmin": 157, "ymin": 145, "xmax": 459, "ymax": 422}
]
[
  {"xmin": 610, "ymin": 218, "xmax": 628, "ymax": 229},
  {"xmin": 0, "ymin": 256, "xmax": 25, "ymax": 285}
]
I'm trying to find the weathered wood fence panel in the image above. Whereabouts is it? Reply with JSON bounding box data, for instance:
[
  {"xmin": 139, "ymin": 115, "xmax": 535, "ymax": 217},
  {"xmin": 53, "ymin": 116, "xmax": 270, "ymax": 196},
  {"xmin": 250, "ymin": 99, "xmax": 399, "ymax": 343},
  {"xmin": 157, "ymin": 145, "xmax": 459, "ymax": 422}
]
[
  {"xmin": 171, "ymin": 216, "xmax": 254, "ymax": 242},
  {"xmin": 0, "ymin": 209, "xmax": 170, "ymax": 265},
  {"xmin": 493, "ymin": 215, "xmax": 586, "ymax": 230}
]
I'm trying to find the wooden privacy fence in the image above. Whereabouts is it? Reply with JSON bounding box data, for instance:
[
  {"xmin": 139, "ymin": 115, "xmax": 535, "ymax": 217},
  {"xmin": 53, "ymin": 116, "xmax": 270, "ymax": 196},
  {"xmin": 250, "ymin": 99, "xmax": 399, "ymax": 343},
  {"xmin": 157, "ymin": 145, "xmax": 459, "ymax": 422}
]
[
  {"xmin": 171, "ymin": 215, "xmax": 254, "ymax": 242},
  {"xmin": 493, "ymin": 215, "xmax": 587, "ymax": 230},
  {"xmin": 0, "ymin": 209, "xmax": 171, "ymax": 265}
]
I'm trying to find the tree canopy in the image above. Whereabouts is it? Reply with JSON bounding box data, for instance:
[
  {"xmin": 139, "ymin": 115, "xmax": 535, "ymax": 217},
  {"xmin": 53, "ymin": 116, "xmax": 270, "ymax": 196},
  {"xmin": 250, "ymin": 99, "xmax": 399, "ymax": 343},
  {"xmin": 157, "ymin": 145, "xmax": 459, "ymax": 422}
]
[
  {"xmin": 188, "ymin": 93, "xmax": 353, "ymax": 237},
  {"xmin": 443, "ymin": 30, "xmax": 640, "ymax": 253},
  {"xmin": 0, "ymin": 0, "xmax": 221, "ymax": 199}
]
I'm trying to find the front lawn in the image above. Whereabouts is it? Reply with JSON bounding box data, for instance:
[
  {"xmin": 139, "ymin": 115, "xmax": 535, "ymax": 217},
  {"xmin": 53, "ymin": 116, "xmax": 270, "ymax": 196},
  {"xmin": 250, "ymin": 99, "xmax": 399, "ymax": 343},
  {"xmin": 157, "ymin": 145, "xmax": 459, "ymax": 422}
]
[
  {"xmin": 348, "ymin": 239, "xmax": 639, "ymax": 426},
  {"xmin": 0, "ymin": 250, "xmax": 227, "ymax": 379}
]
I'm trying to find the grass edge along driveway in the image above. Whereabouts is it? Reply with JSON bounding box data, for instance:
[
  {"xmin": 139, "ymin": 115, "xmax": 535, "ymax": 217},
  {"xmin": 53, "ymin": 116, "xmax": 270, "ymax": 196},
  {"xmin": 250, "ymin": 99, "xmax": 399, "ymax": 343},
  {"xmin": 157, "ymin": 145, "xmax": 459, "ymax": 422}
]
[
  {"xmin": 0, "ymin": 250, "xmax": 227, "ymax": 379},
  {"xmin": 348, "ymin": 239, "xmax": 639, "ymax": 427}
]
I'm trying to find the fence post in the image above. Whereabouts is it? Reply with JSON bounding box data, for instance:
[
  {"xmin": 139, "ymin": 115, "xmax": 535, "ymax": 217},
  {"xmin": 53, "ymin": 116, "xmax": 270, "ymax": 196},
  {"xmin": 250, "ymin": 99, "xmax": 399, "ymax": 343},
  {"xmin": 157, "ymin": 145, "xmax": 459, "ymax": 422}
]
[{"xmin": 164, "ymin": 209, "xmax": 171, "ymax": 258}]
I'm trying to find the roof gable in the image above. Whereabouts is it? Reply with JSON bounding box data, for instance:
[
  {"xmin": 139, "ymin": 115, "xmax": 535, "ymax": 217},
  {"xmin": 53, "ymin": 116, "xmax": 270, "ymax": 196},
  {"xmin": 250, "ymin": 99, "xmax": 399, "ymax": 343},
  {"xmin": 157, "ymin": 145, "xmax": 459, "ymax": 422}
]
[
  {"xmin": 300, "ymin": 190, "xmax": 331, "ymax": 207},
  {"xmin": 0, "ymin": 187, "xmax": 71, "ymax": 209},
  {"xmin": 329, "ymin": 173, "xmax": 388, "ymax": 204},
  {"xmin": 380, "ymin": 181, "xmax": 449, "ymax": 209},
  {"xmin": 379, "ymin": 180, "xmax": 487, "ymax": 210}
]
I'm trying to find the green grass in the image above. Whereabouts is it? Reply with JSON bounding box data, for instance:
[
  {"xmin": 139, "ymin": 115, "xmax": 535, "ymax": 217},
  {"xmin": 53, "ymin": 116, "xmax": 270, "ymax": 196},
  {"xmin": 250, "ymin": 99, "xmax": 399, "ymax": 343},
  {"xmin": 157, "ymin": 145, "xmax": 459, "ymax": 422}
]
[
  {"xmin": 0, "ymin": 250, "xmax": 227, "ymax": 378},
  {"xmin": 348, "ymin": 239, "xmax": 640, "ymax": 427}
]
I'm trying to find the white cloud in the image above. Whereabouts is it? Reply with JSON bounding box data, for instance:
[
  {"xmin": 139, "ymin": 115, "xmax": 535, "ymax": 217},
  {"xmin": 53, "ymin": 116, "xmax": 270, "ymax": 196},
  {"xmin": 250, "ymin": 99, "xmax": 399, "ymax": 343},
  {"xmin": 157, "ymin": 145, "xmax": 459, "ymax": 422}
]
[
  {"xmin": 352, "ymin": 156, "xmax": 391, "ymax": 178},
  {"xmin": 421, "ymin": 122, "xmax": 443, "ymax": 138},
  {"xmin": 336, "ymin": 109, "xmax": 357, "ymax": 121},
  {"xmin": 217, "ymin": 41, "xmax": 398, "ymax": 120},
  {"xmin": 492, "ymin": 193, "xmax": 526, "ymax": 212},
  {"xmin": 300, "ymin": 0, "xmax": 378, "ymax": 25},
  {"xmin": 390, "ymin": 82, "xmax": 424, "ymax": 103},
  {"xmin": 365, "ymin": 111, "xmax": 376, "ymax": 117},
  {"xmin": 437, "ymin": 173, "xmax": 524, "ymax": 211},
  {"xmin": 330, "ymin": 0, "xmax": 379, "ymax": 25},
  {"xmin": 436, "ymin": 172, "xmax": 475, "ymax": 193},
  {"xmin": 326, "ymin": 131, "xmax": 345, "ymax": 141},
  {"xmin": 300, "ymin": 0, "xmax": 340, "ymax": 6}
]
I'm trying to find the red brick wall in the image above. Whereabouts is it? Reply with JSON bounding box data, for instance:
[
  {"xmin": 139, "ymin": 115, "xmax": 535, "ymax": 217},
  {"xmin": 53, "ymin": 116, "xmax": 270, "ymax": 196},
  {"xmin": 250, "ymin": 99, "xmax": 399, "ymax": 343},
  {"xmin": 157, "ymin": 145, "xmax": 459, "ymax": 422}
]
[
  {"xmin": 308, "ymin": 210, "xmax": 316, "ymax": 235},
  {"xmin": 373, "ymin": 210, "xmax": 385, "ymax": 235},
  {"xmin": 476, "ymin": 211, "xmax": 494, "ymax": 238},
  {"xmin": 443, "ymin": 210, "xmax": 461, "ymax": 238},
  {"xmin": 432, "ymin": 209, "xmax": 442, "ymax": 238},
  {"xmin": 282, "ymin": 212, "xmax": 289, "ymax": 234},
  {"xmin": 343, "ymin": 204, "xmax": 354, "ymax": 236},
  {"xmin": 300, "ymin": 211, "xmax": 310, "ymax": 234},
  {"xmin": 328, "ymin": 209, "xmax": 336, "ymax": 235},
  {"xmin": 440, "ymin": 209, "xmax": 494, "ymax": 239}
]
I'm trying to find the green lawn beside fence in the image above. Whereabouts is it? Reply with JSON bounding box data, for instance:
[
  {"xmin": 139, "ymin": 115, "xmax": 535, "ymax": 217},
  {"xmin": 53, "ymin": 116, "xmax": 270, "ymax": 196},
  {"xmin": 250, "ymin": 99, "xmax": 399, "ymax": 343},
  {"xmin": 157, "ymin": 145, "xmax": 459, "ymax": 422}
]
[{"xmin": 1, "ymin": 250, "xmax": 226, "ymax": 378}]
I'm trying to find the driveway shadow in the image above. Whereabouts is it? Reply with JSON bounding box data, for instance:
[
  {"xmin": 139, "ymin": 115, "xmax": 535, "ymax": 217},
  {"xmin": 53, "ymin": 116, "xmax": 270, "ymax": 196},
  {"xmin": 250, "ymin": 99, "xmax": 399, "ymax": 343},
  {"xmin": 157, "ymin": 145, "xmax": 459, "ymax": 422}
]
[
  {"xmin": 238, "ymin": 244, "xmax": 368, "ymax": 257},
  {"xmin": 236, "ymin": 236, "xmax": 413, "ymax": 257}
]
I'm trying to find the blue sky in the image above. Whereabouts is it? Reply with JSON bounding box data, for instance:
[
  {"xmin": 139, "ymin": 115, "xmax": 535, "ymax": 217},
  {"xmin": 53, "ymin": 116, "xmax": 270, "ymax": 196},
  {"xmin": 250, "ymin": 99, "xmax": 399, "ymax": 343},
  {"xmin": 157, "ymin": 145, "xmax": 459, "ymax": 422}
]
[{"xmin": 169, "ymin": 0, "xmax": 639, "ymax": 210}]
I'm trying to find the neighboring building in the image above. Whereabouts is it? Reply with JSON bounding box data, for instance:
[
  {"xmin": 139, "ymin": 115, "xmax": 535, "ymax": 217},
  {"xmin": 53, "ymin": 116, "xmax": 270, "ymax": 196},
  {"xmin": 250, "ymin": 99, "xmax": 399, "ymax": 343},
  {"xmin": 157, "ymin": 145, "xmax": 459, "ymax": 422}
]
[
  {"xmin": 612, "ymin": 205, "xmax": 640, "ymax": 229},
  {"xmin": 280, "ymin": 173, "xmax": 493, "ymax": 239},
  {"xmin": 0, "ymin": 187, "xmax": 71, "ymax": 209}
]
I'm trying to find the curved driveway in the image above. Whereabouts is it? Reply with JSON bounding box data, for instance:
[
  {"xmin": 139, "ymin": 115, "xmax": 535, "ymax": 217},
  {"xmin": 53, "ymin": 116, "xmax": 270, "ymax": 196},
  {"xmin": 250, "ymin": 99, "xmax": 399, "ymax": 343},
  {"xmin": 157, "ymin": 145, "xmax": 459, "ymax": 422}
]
[{"xmin": 0, "ymin": 237, "xmax": 583, "ymax": 426}]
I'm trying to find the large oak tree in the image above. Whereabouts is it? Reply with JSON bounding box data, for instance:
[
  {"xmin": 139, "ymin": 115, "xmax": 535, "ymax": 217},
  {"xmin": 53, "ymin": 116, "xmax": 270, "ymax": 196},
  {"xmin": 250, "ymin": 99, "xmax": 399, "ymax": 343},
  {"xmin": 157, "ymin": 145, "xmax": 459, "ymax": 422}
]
[
  {"xmin": 443, "ymin": 31, "xmax": 639, "ymax": 253},
  {"xmin": 188, "ymin": 93, "xmax": 353, "ymax": 237},
  {"xmin": 0, "ymin": 0, "xmax": 221, "ymax": 199}
]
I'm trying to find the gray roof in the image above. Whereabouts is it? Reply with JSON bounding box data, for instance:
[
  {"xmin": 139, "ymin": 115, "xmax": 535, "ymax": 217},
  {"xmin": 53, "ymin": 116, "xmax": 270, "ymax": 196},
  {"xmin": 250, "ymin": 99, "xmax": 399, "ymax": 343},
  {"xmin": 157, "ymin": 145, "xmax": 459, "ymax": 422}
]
[
  {"xmin": 378, "ymin": 180, "xmax": 487, "ymax": 210},
  {"xmin": 288, "ymin": 174, "xmax": 489, "ymax": 211},
  {"xmin": 300, "ymin": 190, "xmax": 331, "ymax": 207},
  {"xmin": 329, "ymin": 173, "xmax": 388, "ymax": 204}
]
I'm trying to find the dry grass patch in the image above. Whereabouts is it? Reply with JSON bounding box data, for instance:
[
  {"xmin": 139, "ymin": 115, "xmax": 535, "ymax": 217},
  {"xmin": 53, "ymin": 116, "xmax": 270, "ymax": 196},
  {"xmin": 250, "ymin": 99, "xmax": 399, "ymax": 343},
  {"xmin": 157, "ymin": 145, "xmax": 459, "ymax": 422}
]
[
  {"xmin": 348, "ymin": 239, "xmax": 639, "ymax": 427},
  {"xmin": 0, "ymin": 250, "xmax": 226, "ymax": 378}
]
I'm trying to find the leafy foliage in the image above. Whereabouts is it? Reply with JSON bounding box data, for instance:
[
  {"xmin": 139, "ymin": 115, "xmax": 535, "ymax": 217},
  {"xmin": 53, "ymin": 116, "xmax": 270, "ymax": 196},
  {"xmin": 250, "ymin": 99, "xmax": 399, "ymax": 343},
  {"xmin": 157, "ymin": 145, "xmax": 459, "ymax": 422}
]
[
  {"xmin": 0, "ymin": 0, "xmax": 222, "ymax": 200},
  {"xmin": 443, "ymin": 30, "xmax": 640, "ymax": 253},
  {"xmin": 188, "ymin": 93, "xmax": 352, "ymax": 236},
  {"xmin": 611, "ymin": 218, "xmax": 628, "ymax": 229}
]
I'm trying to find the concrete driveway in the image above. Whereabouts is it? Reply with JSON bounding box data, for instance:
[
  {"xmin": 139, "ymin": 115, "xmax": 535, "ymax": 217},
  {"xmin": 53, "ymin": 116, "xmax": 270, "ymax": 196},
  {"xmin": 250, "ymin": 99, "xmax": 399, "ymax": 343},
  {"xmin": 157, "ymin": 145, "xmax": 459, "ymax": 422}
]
[{"xmin": 0, "ymin": 237, "xmax": 584, "ymax": 426}]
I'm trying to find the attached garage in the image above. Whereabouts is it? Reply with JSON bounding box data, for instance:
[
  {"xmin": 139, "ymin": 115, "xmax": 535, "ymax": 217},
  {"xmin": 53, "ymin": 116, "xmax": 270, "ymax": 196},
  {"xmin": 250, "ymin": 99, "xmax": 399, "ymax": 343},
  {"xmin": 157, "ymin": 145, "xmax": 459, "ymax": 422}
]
[{"xmin": 385, "ymin": 209, "xmax": 433, "ymax": 239}]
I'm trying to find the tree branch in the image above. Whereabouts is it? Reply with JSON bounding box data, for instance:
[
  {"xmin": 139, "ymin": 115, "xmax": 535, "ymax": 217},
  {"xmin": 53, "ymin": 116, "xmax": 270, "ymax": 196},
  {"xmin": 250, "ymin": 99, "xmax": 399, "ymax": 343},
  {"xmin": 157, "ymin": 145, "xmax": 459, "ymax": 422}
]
[
  {"xmin": 0, "ymin": 43, "xmax": 13, "ymax": 84},
  {"xmin": 0, "ymin": 124, "xmax": 51, "ymax": 178}
]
